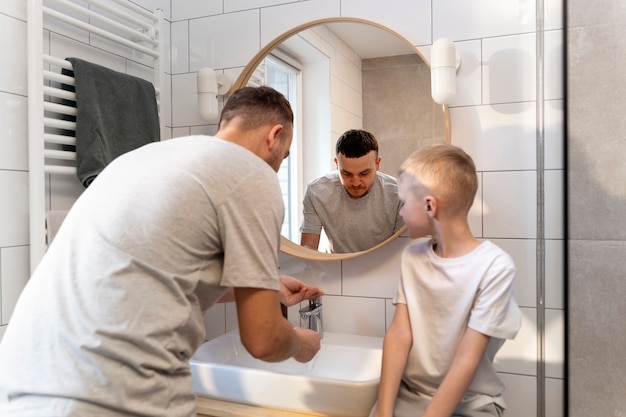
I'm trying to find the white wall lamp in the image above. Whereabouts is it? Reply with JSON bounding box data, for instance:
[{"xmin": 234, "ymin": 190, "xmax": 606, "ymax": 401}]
[
  {"xmin": 197, "ymin": 67, "xmax": 232, "ymax": 123},
  {"xmin": 430, "ymin": 38, "xmax": 462, "ymax": 105}
]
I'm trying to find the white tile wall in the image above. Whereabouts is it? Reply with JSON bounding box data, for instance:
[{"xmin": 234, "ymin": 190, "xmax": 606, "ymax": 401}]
[
  {"xmin": 491, "ymin": 239, "xmax": 537, "ymax": 308},
  {"xmin": 0, "ymin": 0, "xmax": 26, "ymax": 21},
  {"xmin": 189, "ymin": 11, "xmax": 261, "ymax": 70},
  {"xmin": 495, "ymin": 307, "xmax": 537, "ymax": 376},
  {"xmin": 483, "ymin": 170, "xmax": 537, "ymax": 239},
  {"xmin": 322, "ymin": 295, "xmax": 387, "ymax": 338},
  {"xmin": 450, "ymin": 103, "xmax": 537, "ymax": 172},
  {"xmin": 545, "ymin": 308, "xmax": 564, "ymax": 379},
  {"xmin": 1, "ymin": 246, "xmax": 29, "ymax": 325},
  {"xmin": 0, "ymin": 171, "xmax": 29, "ymax": 247},
  {"xmin": 544, "ymin": 239, "xmax": 564, "ymax": 309},
  {"xmin": 0, "ymin": 93, "xmax": 28, "ymax": 171},
  {"xmin": 433, "ymin": 0, "xmax": 536, "ymax": 41},
  {"xmin": 545, "ymin": 377, "xmax": 564, "ymax": 417},
  {"xmin": 483, "ymin": 33, "xmax": 537, "ymax": 105},
  {"xmin": 500, "ymin": 373, "xmax": 537, "ymax": 417},
  {"xmin": 172, "ymin": 0, "xmax": 221, "ymax": 21},
  {"xmin": 545, "ymin": 100, "xmax": 565, "ymax": 170},
  {"xmin": 545, "ymin": 169, "xmax": 564, "ymax": 239},
  {"xmin": 545, "ymin": 30, "xmax": 564, "ymax": 101},
  {"xmin": 341, "ymin": 0, "xmax": 431, "ymax": 46},
  {"xmin": 1, "ymin": 14, "xmax": 27, "ymax": 96}
]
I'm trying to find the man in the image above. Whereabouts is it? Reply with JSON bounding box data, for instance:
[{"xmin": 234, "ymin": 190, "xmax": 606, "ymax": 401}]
[
  {"xmin": 0, "ymin": 86, "xmax": 322, "ymax": 417},
  {"xmin": 300, "ymin": 129, "xmax": 404, "ymax": 253}
]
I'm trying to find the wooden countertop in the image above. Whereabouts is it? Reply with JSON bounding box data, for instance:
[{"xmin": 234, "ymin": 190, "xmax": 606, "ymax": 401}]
[{"xmin": 196, "ymin": 397, "xmax": 335, "ymax": 417}]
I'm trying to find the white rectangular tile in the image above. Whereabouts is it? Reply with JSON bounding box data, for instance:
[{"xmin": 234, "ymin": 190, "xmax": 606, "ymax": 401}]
[
  {"xmin": 225, "ymin": 0, "xmax": 295, "ymax": 14},
  {"xmin": 495, "ymin": 307, "xmax": 537, "ymax": 376},
  {"xmin": 341, "ymin": 0, "xmax": 431, "ymax": 46},
  {"xmin": 260, "ymin": 0, "xmax": 340, "ymax": 46},
  {"xmin": 189, "ymin": 11, "xmax": 260, "ymax": 70},
  {"xmin": 1, "ymin": 14, "xmax": 27, "ymax": 96},
  {"xmin": 433, "ymin": 0, "xmax": 536, "ymax": 41},
  {"xmin": 0, "ymin": 171, "xmax": 29, "ymax": 247},
  {"xmin": 483, "ymin": 33, "xmax": 536, "ymax": 104},
  {"xmin": 545, "ymin": 308, "xmax": 564, "ymax": 379},
  {"xmin": 172, "ymin": 0, "xmax": 222, "ymax": 21},
  {"xmin": 469, "ymin": 173, "xmax": 483, "ymax": 238},
  {"xmin": 545, "ymin": 377, "xmax": 564, "ymax": 417},
  {"xmin": 450, "ymin": 103, "xmax": 537, "ymax": 172},
  {"xmin": 483, "ymin": 171, "xmax": 537, "ymax": 239},
  {"xmin": 322, "ymin": 295, "xmax": 386, "ymax": 338},
  {"xmin": 545, "ymin": 169, "xmax": 564, "ymax": 239},
  {"xmin": 342, "ymin": 237, "xmax": 407, "ymax": 299},
  {"xmin": 0, "ymin": 325, "xmax": 6, "ymax": 343},
  {"xmin": 545, "ymin": 0, "xmax": 564, "ymax": 31},
  {"xmin": 499, "ymin": 373, "xmax": 537, "ymax": 417},
  {"xmin": 1, "ymin": 246, "xmax": 30, "ymax": 325},
  {"xmin": 544, "ymin": 239, "xmax": 564, "ymax": 310},
  {"xmin": 0, "ymin": 0, "xmax": 26, "ymax": 20},
  {"xmin": 171, "ymin": 21, "xmax": 189, "ymax": 74},
  {"xmin": 385, "ymin": 299, "xmax": 394, "ymax": 332},
  {"xmin": 490, "ymin": 239, "xmax": 537, "ymax": 308},
  {"xmin": 545, "ymin": 30, "xmax": 564, "ymax": 100},
  {"xmin": 171, "ymin": 72, "xmax": 205, "ymax": 127},
  {"xmin": 0, "ymin": 93, "xmax": 27, "ymax": 171},
  {"xmin": 545, "ymin": 100, "xmax": 564, "ymax": 170}
]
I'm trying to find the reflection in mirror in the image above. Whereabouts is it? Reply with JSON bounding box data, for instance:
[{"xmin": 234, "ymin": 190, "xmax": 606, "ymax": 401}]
[{"xmin": 233, "ymin": 19, "xmax": 448, "ymax": 259}]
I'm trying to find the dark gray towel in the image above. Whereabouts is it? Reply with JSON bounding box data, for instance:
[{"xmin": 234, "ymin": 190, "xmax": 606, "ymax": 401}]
[{"xmin": 65, "ymin": 57, "xmax": 160, "ymax": 187}]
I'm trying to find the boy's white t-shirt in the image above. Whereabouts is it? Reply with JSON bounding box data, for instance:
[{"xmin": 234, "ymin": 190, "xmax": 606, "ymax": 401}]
[{"xmin": 395, "ymin": 238, "xmax": 521, "ymax": 410}]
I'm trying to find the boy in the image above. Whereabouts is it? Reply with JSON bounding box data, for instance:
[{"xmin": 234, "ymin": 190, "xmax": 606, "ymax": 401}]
[{"xmin": 372, "ymin": 144, "xmax": 521, "ymax": 417}]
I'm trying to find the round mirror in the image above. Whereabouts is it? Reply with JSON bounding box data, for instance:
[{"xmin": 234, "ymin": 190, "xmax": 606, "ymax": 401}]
[{"xmin": 231, "ymin": 18, "xmax": 450, "ymax": 261}]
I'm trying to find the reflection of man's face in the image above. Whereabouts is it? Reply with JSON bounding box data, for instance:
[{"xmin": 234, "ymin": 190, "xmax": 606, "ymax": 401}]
[{"xmin": 335, "ymin": 150, "xmax": 381, "ymax": 198}]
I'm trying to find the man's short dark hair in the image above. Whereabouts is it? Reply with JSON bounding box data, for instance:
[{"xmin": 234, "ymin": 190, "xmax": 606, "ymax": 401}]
[
  {"xmin": 219, "ymin": 86, "xmax": 293, "ymax": 131},
  {"xmin": 335, "ymin": 129, "xmax": 378, "ymax": 158}
]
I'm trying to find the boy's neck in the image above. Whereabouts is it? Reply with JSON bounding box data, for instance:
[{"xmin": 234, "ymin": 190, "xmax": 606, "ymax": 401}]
[{"xmin": 431, "ymin": 219, "xmax": 479, "ymax": 258}]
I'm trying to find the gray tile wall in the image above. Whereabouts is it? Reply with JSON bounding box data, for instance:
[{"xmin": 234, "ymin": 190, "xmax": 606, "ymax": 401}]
[{"xmin": 567, "ymin": 0, "xmax": 626, "ymax": 415}]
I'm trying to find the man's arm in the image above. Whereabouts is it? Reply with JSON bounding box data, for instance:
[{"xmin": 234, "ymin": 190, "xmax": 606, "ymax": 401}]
[
  {"xmin": 300, "ymin": 232, "xmax": 321, "ymax": 250},
  {"xmin": 234, "ymin": 287, "xmax": 320, "ymax": 363},
  {"xmin": 421, "ymin": 328, "xmax": 490, "ymax": 417},
  {"xmin": 373, "ymin": 303, "xmax": 412, "ymax": 417}
]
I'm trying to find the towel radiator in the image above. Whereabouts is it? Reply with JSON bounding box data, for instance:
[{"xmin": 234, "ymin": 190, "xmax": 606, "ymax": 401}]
[{"xmin": 27, "ymin": 0, "xmax": 164, "ymax": 272}]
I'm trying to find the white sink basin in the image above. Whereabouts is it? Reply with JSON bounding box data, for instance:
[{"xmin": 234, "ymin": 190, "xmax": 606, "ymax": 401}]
[{"xmin": 190, "ymin": 330, "xmax": 383, "ymax": 417}]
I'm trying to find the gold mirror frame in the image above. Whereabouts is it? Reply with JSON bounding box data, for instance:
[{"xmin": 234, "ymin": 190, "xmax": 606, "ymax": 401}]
[{"xmin": 231, "ymin": 18, "xmax": 451, "ymax": 261}]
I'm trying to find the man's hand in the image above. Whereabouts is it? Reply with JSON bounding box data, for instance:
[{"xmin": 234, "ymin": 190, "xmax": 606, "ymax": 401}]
[{"xmin": 279, "ymin": 275, "xmax": 324, "ymax": 307}]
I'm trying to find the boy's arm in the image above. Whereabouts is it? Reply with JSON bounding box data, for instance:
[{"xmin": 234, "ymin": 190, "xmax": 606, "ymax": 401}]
[
  {"xmin": 421, "ymin": 327, "xmax": 490, "ymax": 417},
  {"xmin": 373, "ymin": 303, "xmax": 412, "ymax": 417}
]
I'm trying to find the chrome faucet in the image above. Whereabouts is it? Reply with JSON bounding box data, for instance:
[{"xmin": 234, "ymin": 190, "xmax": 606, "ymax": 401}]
[{"xmin": 299, "ymin": 297, "xmax": 323, "ymax": 338}]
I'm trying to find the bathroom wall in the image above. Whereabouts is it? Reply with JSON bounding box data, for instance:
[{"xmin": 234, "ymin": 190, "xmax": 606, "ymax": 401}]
[
  {"xmin": 566, "ymin": 0, "xmax": 626, "ymax": 415},
  {"xmin": 5, "ymin": 0, "xmax": 615, "ymax": 416}
]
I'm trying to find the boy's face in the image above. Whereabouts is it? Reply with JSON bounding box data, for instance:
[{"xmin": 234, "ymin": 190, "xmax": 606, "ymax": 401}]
[
  {"xmin": 398, "ymin": 178, "xmax": 433, "ymax": 239},
  {"xmin": 334, "ymin": 151, "xmax": 381, "ymax": 198}
]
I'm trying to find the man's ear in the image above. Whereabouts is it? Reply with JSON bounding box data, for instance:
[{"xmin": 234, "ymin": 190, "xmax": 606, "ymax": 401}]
[
  {"xmin": 266, "ymin": 124, "xmax": 284, "ymax": 150},
  {"xmin": 333, "ymin": 157, "xmax": 339, "ymax": 169},
  {"xmin": 375, "ymin": 156, "xmax": 382, "ymax": 170}
]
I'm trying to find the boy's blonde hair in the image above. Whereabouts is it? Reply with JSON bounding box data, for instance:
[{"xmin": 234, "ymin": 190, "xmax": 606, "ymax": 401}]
[{"xmin": 398, "ymin": 144, "xmax": 478, "ymax": 214}]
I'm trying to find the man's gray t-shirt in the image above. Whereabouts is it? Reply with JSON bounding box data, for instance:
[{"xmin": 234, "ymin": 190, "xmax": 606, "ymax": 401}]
[
  {"xmin": 301, "ymin": 171, "xmax": 403, "ymax": 253},
  {"xmin": 0, "ymin": 136, "xmax": 284, "ymax": 417}
]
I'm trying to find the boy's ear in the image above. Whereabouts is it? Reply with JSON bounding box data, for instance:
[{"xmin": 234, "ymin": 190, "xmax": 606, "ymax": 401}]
[{"xmin": 425, "ymin": 196, "xmax": 437, "ymax": 217}]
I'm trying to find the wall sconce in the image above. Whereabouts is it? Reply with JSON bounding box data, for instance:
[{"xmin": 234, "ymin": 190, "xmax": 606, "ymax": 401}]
[
  {"xmin": 431, "ymin": 38, "xmax": 462, "ymax": 105},
  {"xmin": 197, "ymin": 67, "xmax": 232, "ymax": 123}
]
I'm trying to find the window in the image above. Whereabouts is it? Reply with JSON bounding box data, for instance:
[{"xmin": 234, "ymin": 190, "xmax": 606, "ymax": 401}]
[{"xmin": 263, "ymin": 54, "xmax": 301, "ymax": 240}]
